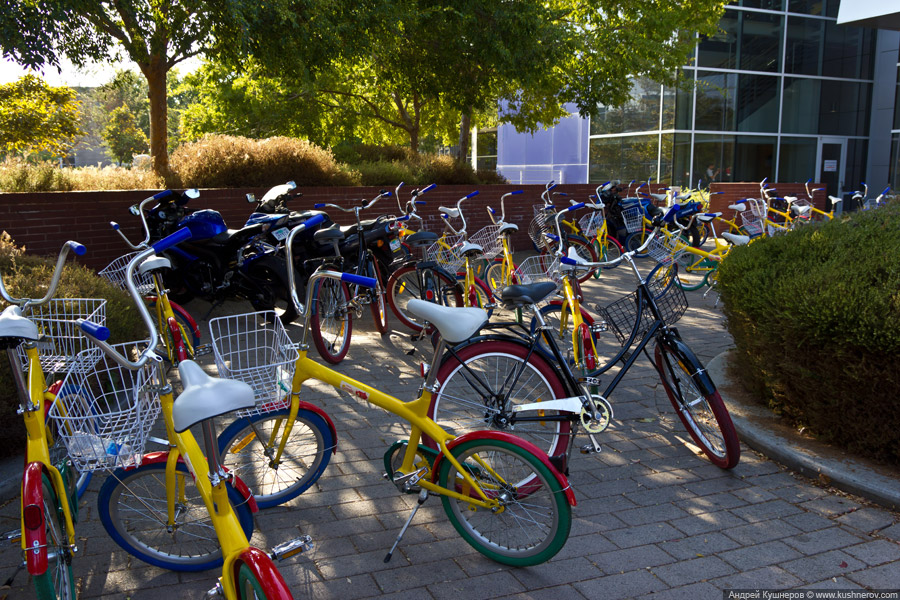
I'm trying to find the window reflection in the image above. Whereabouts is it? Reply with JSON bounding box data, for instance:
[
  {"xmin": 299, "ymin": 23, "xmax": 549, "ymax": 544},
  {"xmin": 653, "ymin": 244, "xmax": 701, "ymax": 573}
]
[
  {"xmin": 740, "ymin": 12, "xmax": 783, "ymax": 72},
  {"xmin": 786, "ymin": 16, "xmax": 823, "ymax": 75},
  {"xmin": 890, "ymin": 134, "xmax": 900, "ymax": 192},
  {"xmin": 589, "ymin": 135, "xmax": 660, "ymax": 184},
  {"xmin": 779, "ymin": 137, "xmax": 818, "ymax": 182}
]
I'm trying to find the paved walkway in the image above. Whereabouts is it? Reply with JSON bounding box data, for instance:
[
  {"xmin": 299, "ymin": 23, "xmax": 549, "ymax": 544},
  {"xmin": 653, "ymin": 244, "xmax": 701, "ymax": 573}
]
[{"xmin": 1, "ymin": 265, "xmax": 897, "ymax": 599}]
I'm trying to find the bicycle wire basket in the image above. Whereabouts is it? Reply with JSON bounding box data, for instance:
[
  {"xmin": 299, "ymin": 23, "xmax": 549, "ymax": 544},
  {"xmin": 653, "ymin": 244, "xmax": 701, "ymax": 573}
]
[
  {"xmin": 578, "ymin": 211, "xmax": 604, "ymax": 238},
  {"xmin": 528, "ymin": 205, "xmax": 555, "ymax": 249},
  {"xmin": 595, "ymin": 279, "xmax": 689, "ymax": 346},
  {"xmin": 48, "ymin": 340, "xmax": 161, "ymax": 472},
  {"xmin": 621, "ymin": 202, "xmax": 644, "ymax": 233},
  {"xmin": 208, "ymin": 311, "xmax": 299, "ymax": 417},
  {"xmin": 424, "ymin": 234, "xmax": 466, "ymax": 273},
  {"xmin": 740, "ymin": 209, "xmax": 764, "ymax": 238},
  {"xmin": 513, "ymin": 255, "xmax": 562, "ymax": 289},
  {"xmin": 646, "ymin": 232, "xmax": 688, "ymax": 266},
  {"xmin": 98, "ymin": 252, "xmax": 156, "ymax": 296},
  {"xmin": 16, "ymin": 298, "xmax": 107, "ymax": 376},
  {"xmin": 467, "ymin": 224, "xmax": 502, "ymax": 260}
]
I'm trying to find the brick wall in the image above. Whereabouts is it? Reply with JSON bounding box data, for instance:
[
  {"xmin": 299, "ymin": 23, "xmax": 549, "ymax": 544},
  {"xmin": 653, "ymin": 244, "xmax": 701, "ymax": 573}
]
[{"xmin": 0, "ymin": 182, "xmax": 824, "ymax": 271}]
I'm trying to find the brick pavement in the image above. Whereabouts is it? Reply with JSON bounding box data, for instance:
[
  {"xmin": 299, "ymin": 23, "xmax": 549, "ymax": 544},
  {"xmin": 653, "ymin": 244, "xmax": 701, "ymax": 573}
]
[{"xmin": 0, "ymin": 264, "xmax": 897, "ymax": 599}]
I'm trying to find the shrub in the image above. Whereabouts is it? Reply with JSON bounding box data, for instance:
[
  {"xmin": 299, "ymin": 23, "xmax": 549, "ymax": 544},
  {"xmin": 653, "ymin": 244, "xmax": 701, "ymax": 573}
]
[
  {"xmin": 355, "ymin": 161, "xmax": 418, "ymax": 186},
  {"xmin": 0, "ymin": 233, "xmax": 145, "ymax": 458},
  {"xmin": 332, "ymin": 142, "xmax": 415, "ymax": 165},
  {"xmin": 0, "ymin": 158, "xmax": 164, "ymax": 192},
  {"xmin": 169, "ymin": 135, "xmax": 360, "ymax": 188},
  {"xmin": 717, "ymin": 205, "xmax": 900, "ymax": 464}
]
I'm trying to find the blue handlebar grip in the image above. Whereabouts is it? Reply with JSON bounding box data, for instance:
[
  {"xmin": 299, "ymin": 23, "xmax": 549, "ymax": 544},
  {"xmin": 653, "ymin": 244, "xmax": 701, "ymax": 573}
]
[
  {"xmin": 415, "ymin": 200, "xmax": 426, "ymax": 205},
  {"xmin": 314, "ymin": 203, "xmax": 326, "ymax": 208},
  {"xmin": 79, "ymin": 320, "xmax": 110, "ymax": 341},
  {"xmin": 67, "ymin": 241, "xmax": 86, "ymax": 256},
  {"xmin": 489, "ymin": 207, "xmax": 496, "ymax": 214},
  {"xmin": 465, "ymin": 191, "xmax": 479, "ymax": 199},
  {"xmin": 883, "ymin": 186, "xmax": 891, "ymax": 195},
  {"xmin": 861, "ymin": 181, "xmax": 866, "ymax": 186},
  {"xmin": 152, "ymin": 190, "xmax": 174, "ymax": 200},
  {"xmin": 545, "ymin": 233, "xmax": 560, "ymax": 242},
  {"xmin": 559, "ymin": 256, "xmax": 577, "ymax": 265},
  {"xmin": 295, "ymin": 213, "xmax": 326, "ymax": 231},
  {"xmin": 510, "ymin": 190, "xmax": 523, "ymax": 195},
  {"xmin": 342, "ymin": 273, "xmax": 377, "ymax": 288},
  {"xmin": 566, "ymin": 202, "xmax": 586, "ymax": 212},
  {"xmin": 422, "ymin": 183, "xmax": 436, "ymax": 193},
  {"xmin": 111, "ymin": 222, "xmax": 120, "ymax": 230},
  {"xmin": 397, "ymin": 215, "xmax": 411, "ymax": 222},
  {"xmin": 152, "ymin": 228, "xmax": 192, "ymax": 253}
]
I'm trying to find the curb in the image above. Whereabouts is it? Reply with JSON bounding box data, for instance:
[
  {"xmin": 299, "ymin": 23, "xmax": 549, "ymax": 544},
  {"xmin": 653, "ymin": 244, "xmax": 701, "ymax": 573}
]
[{"xmin": 709, "ymin": 351, "xmax": 900, "ymax": 511}]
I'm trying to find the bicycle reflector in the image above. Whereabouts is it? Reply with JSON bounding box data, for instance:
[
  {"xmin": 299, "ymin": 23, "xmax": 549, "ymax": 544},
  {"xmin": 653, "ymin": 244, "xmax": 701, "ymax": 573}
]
[{"xmin": 23, "ymin": 504, "xmax": 43, "ymax": 530}]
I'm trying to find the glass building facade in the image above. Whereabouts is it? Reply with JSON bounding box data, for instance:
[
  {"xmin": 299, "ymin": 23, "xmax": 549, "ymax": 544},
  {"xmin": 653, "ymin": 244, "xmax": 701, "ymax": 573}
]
[{"xmin": 492, "ymin": 1, "xmax": 899, "ymax": 198}]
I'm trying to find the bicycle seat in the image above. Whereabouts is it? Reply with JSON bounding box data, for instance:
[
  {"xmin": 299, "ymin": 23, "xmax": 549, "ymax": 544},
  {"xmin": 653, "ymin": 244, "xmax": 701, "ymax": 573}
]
[
  {"xmin": 697, "ymin": 213, "xmax": 720, "ymax": 222},
  {"xmin": 406, "ymin": 299, "xmax": 487, "ymax": 343},
  {"xmin": 457, "ymin": 242, "xmax": 483, "ymax": 256},
  {"xmin": 498, "ymin": 223, "xmax": 519, "ymax": 235},
  {"xmin": 314, "ymin": 226, "xmax": 345, "ymax": 242},
  {"xmin": 438, "ymin": 206, "xmax": 460, "ymax": 219},
  {"xmin": 406, "ymin": 231, "xmax": 439, "ymax": 247},
  {"xmin": 729, "ymin": 203, "xmax": 747, "ymax": 212},
  {"xmin": 722, "ymin": 232, "xmax": 750, "ymax": 246},
  {"xmin": 173, "ymin": 361, "xmax": 256, "ymax": 432},
  {"xmin": 649, "ymin": 192, "xmax": 667, "ymax": 202},
  {"xmin": 137, "ymin": 255, "xmax": 171, "ymax": 275},
  {"xmin": 499, "ymin": 282, "xmax": 558, "ymax": 308},
  {"xmin": 0, "ymin": 305, "xmax": 38, "ymax": 341}
]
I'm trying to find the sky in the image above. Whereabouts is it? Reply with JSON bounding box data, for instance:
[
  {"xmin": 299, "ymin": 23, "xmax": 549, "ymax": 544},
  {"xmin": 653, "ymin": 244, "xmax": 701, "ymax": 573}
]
[{"xmin": 0, "ymin": 55, "xmax": 202, "ymax": 87}]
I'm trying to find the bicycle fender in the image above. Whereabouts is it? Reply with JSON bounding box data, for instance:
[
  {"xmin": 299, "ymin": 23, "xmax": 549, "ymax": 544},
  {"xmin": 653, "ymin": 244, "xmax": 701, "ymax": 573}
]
[
  {"xmin": 167, "ymin": 299, "xmax": 201, "ymax": 340},
  {"xmin": 296, "ymin": 401, "xmax": 338, "ymax": 455},
  {"xmin": 22, "ymin": 462, "xmax": 48, "ymax": 575},
  {"xmin": 657, "ymin": 333, "xmax": 716, "ymax": 396},
  {"xmin": 431, "ymin": 431, "xmax": 576, "ymax": 507},
  {"xmin": 125, "ymin": 451, "xmax": 260, "ymax": 513},
  {"xmin": 232, "ymin": 547, "xmax": 293, "ymax": 599}
]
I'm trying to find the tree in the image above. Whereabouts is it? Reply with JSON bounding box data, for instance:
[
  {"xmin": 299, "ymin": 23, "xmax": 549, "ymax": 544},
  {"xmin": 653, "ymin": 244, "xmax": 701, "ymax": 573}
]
[
  {"xmin": 102, "ymin": 104, "xmax": 148, "ymax": 163},
  {"xmin": 0, "ymin": 1, "xmax": 262, "ymax": 178},
  {"xmin": 0, "ymin": 74, "xmax": 82, "ymax": 157}
]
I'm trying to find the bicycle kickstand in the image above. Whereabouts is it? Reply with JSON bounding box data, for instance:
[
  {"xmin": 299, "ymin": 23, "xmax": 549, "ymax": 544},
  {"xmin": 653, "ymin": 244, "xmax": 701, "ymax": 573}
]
[{"xmin": 384, "ymin": 488, "xmax": 428, "ymax": 563}]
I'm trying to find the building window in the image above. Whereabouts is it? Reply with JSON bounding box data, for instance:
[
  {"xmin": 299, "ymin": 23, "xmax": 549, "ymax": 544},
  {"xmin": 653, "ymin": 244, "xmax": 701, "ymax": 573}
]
[
  {"xmin": 590, "ymin": 78, "xmax": 662, "ymax": 135},
  {"xmin": 735, "ymin": 135, "xmax": 777, "ymax": 181},
  {"xmin": 695, "ymin": 72, "xmax": 737, "ymax": 131},
  {"xmin": 474, "ymin": 129, "xmax": 497, "ymax": 172},
  {"xmin": 788, "ymin": 0, "xmax": 838, "ymax": 18},
  {"xmin": 786, "ymin": 16, "xmax": 824, "ymax": 76},
  {"xmin": 823, "ymin": 21, "xmax": 875, "ymax": 79},
  {"xmin": 693, "ymin": 134, "xmax": 735, "ymax": 183},
  {"xmin": 779, "ymin": 136, "xmax": 818, "ymax": 182},
  {"xmin": 589, "ymin": 135, "xmax": 659, "ymax": 184},
  {"xmin": 699, "ymin": 10, "xmax": 739, "ymax": 69},
  {"xmin": 737, "ymin": 74, "xmax": 781, "ymax": 132},
  {"xmin": 740, "ymin": 12, "xmax": 783, "ymax": 72},
  {"xmin": 666, "ymin": 133, "xmax": 694, "ymax": 187},
  {"xmin": 890, "ymin": 134, "xmax": 900, "ymax": 192}
]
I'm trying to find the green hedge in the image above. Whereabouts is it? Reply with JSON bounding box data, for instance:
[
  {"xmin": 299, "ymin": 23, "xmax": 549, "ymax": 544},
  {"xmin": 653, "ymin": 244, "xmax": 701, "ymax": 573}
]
[
  {"xmin": 717, "ymin": 204, "xmax": 900, "ymax": 464},
  {"xmin": 0, "ymin": 234, "xmax": 145, "ymax": 458}
]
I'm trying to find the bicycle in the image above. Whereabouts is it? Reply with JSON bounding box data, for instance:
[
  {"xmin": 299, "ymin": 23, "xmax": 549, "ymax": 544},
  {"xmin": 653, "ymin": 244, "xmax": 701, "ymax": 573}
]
[
  {"xmin": 76, "ymin": 228, "xmax": 313, "ymax": 598},
  {"xmin": 308, "ymin": 190, "xmax": 395, "ymax": 363},
  {"xmin": 430, "ymin": 191, "xmax": 495, "ymax": 315},
  {"xmin": 385, "ymin": 183, "xmax": 464, "ymax": 334},
  {"xmin": 0, "ymin": 240, "xmax": 92, "ymax": 600},
  {"xmin": 483, "ymin": 189, "xmax": 524, "ymax": 294},
  {"xmin": 223, "ymin": 222, "xmax": 573, "ymax": 567},
  {"xmin": 105, "ymin": 192, "xmax": 206, "ymax": 363},
  {"xmin": 528, "ymin": 182, "xmax": 598, "ymax": 282},
  {"xmin": 427, "ymin": 210, "xmax": 741, "ymax": 470}
]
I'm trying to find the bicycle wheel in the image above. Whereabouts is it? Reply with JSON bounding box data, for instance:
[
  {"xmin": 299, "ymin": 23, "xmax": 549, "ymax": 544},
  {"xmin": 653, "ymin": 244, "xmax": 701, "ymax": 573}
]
[
  {"xmin": 386, "ymin": 264, "xmax": 463, "ymax": 332},
  {"xmin": 32, "ymin": 476, "xmax": 75, "ymax": 600},
  {"xmin": 673, "ymin": 253, "xmax": 707, "ymax": 291},
  {"xmin": 654, "ymin": 344, "xmax": 740, "ymax": 469},
  {"xmin": 645, "ymin": 262, "xmax": 679, "ymax": 298},
  {"xmin": 218, "ymin": 408, "xmax": 334, "ymax": 509},
  {"xmin": 437, "ymin": 438, "xmax": 571, "ymax": 566},
  {"xmin": 542, "ymin": 235, "xmax": 597, "ymax": 283},
  {"xmin": 97, "ymin": 461, "xmax": 255, "ymax": 571},
  {"xmin": 309, "ymin": 277, "xmax": 352, "ymax": 364},
  {"xmin": 625, "ymin": 229, "xmax": 653, "ymax": 256},
  {"xmin": 484, "ymin": 259, "xmax": 517, "ymax": 295},
  {"xmin": 367, "ymin": 258, "xmax": 389, "ymax": 335},
  {"xmin": 430, "ymin": 339, "xmax": 570, "ymax": 458},
  {"xmin": 235, "ymin": 559, "xmax": 291, "ymax": 600},
  {"xmin": 591, "ymin": 237, "xmax": 623, "ymax": 279},
  {"xmin": 530, "ymin": 303, "xmax": 604, "ymax": 371}
]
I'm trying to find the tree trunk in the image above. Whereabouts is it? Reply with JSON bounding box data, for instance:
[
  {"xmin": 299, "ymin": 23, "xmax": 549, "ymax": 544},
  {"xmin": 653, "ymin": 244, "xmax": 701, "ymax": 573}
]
[
  {"xmin": 143, "ymin": 61, "xmax": 169, "ymax": 179},
  {"xmin": 409, "ymin": 128, "xmax": 419, "ymax": 153},
  {"xmin": 457, "ymin": 110, "xmax": 472, "ymax": 164}
]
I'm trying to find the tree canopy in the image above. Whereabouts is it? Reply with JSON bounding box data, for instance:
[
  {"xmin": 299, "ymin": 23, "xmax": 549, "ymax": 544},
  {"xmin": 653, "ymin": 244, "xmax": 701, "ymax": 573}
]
[{"xmin": 0, "ymin": 75, "xmax": 82, "ymax": 157}]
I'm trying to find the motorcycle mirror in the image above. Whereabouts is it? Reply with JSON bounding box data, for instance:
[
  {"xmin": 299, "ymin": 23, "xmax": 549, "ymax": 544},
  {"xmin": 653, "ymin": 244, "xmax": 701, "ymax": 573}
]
[
  {"xmin": 185, "ymin": 188, "xmax": 200, "ymax": 199},
  {"xmin": 287, "ymin": 181, "xmax": 297, "ymax": 190},
  {"xmin": 128, "ymin": 205, "xmax": 140, "ymax": 216},
  {"xmin": 246, "ymin": 193, "xmax": 257, "ymax": 203}
]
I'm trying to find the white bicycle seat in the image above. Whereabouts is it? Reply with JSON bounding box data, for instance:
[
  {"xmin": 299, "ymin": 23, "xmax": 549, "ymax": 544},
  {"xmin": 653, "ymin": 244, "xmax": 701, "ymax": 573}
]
[
  {"xmin": 406, "ymin": 300, "xmax": 488, "ymax": 344},
  {"xmin": 722, "ymin": 232, "xmax": 750, "ymax": 246},
  {"xmin": 173, "ymin": 361, "xmax": 256, "ymax": 432},
  {"xmin": 0, "ymin": 305, "xmax": 38, "ymax": 341}
]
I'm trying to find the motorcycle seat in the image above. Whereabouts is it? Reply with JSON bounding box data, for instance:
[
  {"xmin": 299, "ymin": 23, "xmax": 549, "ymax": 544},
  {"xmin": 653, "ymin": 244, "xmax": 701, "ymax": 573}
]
[{"xmin": 406, "ymin": 230, "xmax": 439, "ymax": 247}]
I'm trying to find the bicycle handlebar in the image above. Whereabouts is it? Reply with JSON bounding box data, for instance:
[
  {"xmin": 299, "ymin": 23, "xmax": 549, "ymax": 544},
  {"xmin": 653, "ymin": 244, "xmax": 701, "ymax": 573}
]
[{"xmin": 0, "ymin": 241, "xmax": 86, "ymax": 309}]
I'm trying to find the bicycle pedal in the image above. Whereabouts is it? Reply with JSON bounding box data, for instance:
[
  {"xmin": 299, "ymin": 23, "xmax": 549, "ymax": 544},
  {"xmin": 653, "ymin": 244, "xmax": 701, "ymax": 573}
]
[
  {"xmin": 193, "ymin": 344, "xmax": 213, "ymax": 357},
  {"xmin": 591, "ymin": 322, "xmax": 609, "ymax": 334},
  {"xmin": 270, "ymin": 535, "xmax": 314, "ymax": 561},
  {"xmin": 205, "ymin": 582, "xmax": 224, "ymax": 598},
  {"xmin": 391, "ymin": 466, "xmax": 428, "ymax": 492},
  {"xmin": 1, "ymin": 529, "xmax": 20, "ymax": 543}
]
